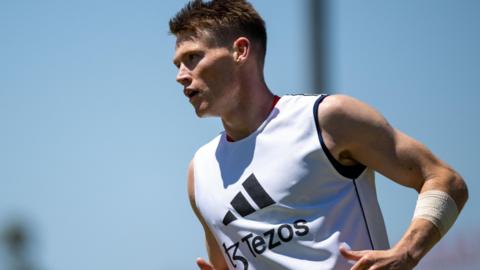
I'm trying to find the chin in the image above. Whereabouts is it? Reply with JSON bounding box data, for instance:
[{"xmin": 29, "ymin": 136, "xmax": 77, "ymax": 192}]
[
  {"xmin": 195, "ymin": 111, "xmax": 216, "ymax": 118},
  {"xmin": 194, "ymin": 107, "xmax": 218, "ymax": 118},
  {"xmin": 192, "ymin": 101, "xmax": 220, "ymax": 118},
  {"xmin": 193, "ymin": 106, "xmax": 210, "ymax": 118},
  {"xmin": 195, "ymin": 111, "xmax": 207, "ymax": 118}
]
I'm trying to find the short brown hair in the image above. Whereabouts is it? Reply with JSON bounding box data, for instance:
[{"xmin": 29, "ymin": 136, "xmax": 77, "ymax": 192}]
[{"xmin": 169, "ymin": 0, "xmax": 267, "ymax": 64}]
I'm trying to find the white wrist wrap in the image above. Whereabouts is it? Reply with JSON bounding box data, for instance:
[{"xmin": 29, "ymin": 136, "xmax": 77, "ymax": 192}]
[{"xmin": 413, "ymin": 190, "xmax": 459, "ymax": 236}]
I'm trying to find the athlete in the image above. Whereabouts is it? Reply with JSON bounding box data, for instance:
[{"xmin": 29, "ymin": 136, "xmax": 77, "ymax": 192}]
[{"xmin": 169, "ymin": 1, "xmax": 469, "ymax": 269}]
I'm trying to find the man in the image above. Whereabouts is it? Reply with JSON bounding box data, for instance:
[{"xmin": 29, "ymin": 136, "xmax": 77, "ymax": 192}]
[{"xmin": 169, "ymin": 1, "xmax": 468, "ymax": 269}]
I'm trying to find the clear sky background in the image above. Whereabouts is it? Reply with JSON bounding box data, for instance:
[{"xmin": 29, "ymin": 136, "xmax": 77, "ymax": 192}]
[{"xmin": 1, "ymin": 0, "xmax": 479, "ymax": 269}]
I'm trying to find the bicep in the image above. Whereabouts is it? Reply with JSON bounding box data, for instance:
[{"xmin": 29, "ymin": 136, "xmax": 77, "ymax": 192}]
[
  {"xmin": 352, "ymin": 127, "xmax": 444, "ymax": 191},
  {"xmin": 320, "ymin": 95, "xmax": 448, "ymax": 191},
  {"xmin": 187, "ymin": 160, "xmax": 229, "ymax": 270}
]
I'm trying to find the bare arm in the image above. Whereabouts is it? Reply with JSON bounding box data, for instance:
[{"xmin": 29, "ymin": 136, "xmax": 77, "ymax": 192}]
[
  {"xmin": 317, "ymin": 95, "xmax": 468, "ymax": 269},
  {"xmin": 187, "ymin": 160, "xmax": 229, "ymax": 270}
]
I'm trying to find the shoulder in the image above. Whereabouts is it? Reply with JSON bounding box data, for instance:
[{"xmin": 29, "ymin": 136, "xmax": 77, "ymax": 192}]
[
  {"xmin": 187, "ymin": 158, "xmax": 205, "ymax": 222},
  {"xmin": 187, "ymin": 159, "xmax": 195, "ymax": 207},
  {"xmin": 317, "ymin": 94, "xmax": 390, "ymax": 137},
  {"xmin": 317, "ymin": 94, "xmax": 383, "ymax": 123},
  {"xmin": 188, "ymin": 133, "xmax": 221, "ymax": 210},
  {"xmin": 316, "ymin": 94, "xmax": 394, "ymax": 160}
]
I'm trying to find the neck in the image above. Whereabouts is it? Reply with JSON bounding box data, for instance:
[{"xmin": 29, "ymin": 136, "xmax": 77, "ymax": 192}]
[{"xmin": 221, "ymin": 82, "xmax": 274, "ymax": 141}]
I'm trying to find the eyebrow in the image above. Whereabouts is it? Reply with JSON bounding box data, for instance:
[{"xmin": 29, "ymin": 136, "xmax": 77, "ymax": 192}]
[
  {"xmin": 172, "ymin": 49, "xmax": 189, "ymax": 67},
  {"xmin": 172, "ymin": 58, "xmax": 179, "ymax": 67},
  {"xmin": 173, "ymin": 53, "xmax": 184, "ymax": 68},
  {"xmin": 172, "ymin": 48, "xmax": 201, "ymax": 67},
  {"xmin": 172, "ymin": 48, "xmax": 183, "ymax": 67}
]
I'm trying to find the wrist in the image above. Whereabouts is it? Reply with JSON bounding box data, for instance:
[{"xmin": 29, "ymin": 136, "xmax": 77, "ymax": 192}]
[
  {"xmin": 392, "ymin": 242, "xmax": 420, "ymax": 268},
  {"xmin": 393, "ymin": 218, "xmax": 441, "ymax": 267}
]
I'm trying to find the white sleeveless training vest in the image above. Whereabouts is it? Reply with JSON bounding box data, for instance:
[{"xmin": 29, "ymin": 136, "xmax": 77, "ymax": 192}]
[{"xmin": 193, "ymin": 95, "xmax": 389, "ymax": 270}]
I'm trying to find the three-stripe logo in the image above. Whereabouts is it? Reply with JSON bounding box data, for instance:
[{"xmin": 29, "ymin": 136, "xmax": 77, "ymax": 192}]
[{"xmin": 223, "ymin": 173, "xmax": 275, "ymax": 226}]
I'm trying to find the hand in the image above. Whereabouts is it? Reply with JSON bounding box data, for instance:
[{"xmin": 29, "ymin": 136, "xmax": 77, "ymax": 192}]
[
  {"xmin": 339, "ymin": 246, "xmax": 417, "ymax": 270},
  {"xmin": 196, "ymin": 257, "xmax": 215, "ymax": 270}
]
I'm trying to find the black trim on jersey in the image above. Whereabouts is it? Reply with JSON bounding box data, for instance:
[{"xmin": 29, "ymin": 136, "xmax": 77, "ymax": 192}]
[
  {"xmin": 313, "ymin": 94, "xmax": 375, "ymax": 250},
  {"xmin": 353, "ymin": 179, "xmax": 375, "ymax": 250},
  {"xmin": 313, "ymin": 94, "xmax": 366, "ymax": 179}
]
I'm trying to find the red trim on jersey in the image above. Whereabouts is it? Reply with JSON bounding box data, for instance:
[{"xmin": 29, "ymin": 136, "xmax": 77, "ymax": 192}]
[{"xmin": 226, "ymin": 95, "xmax": 280, "ymax": 142}]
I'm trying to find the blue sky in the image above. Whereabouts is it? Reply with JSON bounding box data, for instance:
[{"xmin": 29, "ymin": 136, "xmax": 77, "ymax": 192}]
[{"xmin": 1, "ymin": 1, "xmax": 479, "ymax": 269}]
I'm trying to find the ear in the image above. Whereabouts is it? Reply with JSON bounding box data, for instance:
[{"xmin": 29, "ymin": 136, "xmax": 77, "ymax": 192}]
[{"xmin": 232, "ymin": 37, "xmax": 250, "ymax": 64}]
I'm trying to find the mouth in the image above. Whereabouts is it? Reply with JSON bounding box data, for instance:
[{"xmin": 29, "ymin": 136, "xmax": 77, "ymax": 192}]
[{"xmin": 184, "ymin": 88, "xmax": 200, "ymax": 99}]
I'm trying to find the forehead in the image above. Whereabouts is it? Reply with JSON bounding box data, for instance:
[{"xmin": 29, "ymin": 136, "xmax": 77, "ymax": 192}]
[
  {"xmin": 175, "ymin": 29, "xmax": 217, "ymax": 48},
  {"xmin": 175, "ymin": 37, "xmax": 204, "ymax": 53},
  {"xmin": 173, "ymin": 33, "xmax": 213, "ymax": 59}
]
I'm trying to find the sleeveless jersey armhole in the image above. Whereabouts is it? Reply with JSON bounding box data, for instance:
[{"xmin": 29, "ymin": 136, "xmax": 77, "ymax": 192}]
[
  {"xmin": 313, "ymin": 95, "xmax": 376, "ymax": 250},
  {"xmin": 313, "ymin": 95, "xmax": 366, "ymax": 179}
]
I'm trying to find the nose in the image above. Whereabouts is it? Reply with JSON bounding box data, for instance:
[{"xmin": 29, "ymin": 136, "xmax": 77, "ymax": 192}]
[{"xmin": 176, "ymin": 64, "xmax": 192, "ymax": 87}]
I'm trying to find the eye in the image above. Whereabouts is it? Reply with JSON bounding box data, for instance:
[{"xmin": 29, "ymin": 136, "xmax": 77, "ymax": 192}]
[{"xmin": 187, "ymin": 53, "xmax": 199, "ymax": 62}]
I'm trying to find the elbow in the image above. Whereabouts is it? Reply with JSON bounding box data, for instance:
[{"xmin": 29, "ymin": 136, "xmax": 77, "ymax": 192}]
[
  {"xmin": 424, "ymin": 167, "xmax": 469, "ymax": 211},
  {"xmin": 450, "ymin": 170, "xmax": 468, "ymax": 211}
]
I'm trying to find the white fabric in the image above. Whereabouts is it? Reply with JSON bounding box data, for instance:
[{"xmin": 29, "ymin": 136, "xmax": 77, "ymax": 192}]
[
  {"xmin": 193, "ymin": 95, "xmax": 389, "ymax": 270},
  {"xmin": 413, "ymin": 190, "xmax": 459, "ymax": 236}
]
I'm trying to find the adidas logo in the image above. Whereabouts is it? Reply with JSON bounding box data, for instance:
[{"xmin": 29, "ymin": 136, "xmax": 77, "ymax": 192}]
[
  {"xmin": 220, "ymin": 174, "xmax": 310, "ymax": 268},
  {"xmin": 223, "ymin": 173, "xmax": 275, "ymax": 226}
]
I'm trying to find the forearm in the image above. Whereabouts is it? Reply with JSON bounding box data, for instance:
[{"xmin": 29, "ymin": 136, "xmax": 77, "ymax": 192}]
[
  {"xmin": 392, "ymin": 219, "xmax": 440, "ymax": 267},
  {"xmin": 394, "ymin": 169, "xmax": 468, "ymax": 266}
]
